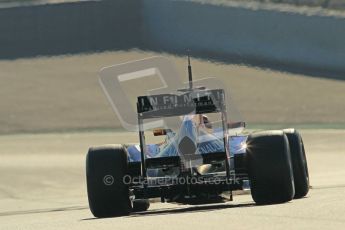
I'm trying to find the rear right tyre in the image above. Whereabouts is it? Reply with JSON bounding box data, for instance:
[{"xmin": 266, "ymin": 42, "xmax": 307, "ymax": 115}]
[{"xmin": 246, "ymin": 130, "xmax": 295, "ymax": 204}]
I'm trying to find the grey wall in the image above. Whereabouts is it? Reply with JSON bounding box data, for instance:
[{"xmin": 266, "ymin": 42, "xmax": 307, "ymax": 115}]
[
  {"xmin": 0, "ymin": 0, "xmax": 141, "ymax": 59},
  {"xmin": 1, "ymin": 0, "xmax": 344, "ymax": 79},
  {"xmin": 142, "ymin": 0, "xmax": 345, "ymax": 79}
]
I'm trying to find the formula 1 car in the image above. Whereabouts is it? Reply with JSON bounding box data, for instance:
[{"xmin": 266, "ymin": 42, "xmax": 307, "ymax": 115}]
[{"xmin": 86, "ymin": 57, "xmax": 309, "ymax": 217}]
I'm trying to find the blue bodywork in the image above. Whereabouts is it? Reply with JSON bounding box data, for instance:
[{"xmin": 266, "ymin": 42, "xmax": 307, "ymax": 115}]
[{"xmin": 126, "ymin": 116, "xmax": 247, "ymax": 162}]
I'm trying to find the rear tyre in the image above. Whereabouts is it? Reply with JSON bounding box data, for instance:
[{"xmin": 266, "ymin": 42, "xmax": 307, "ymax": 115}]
[
  {"xmin": 86, "ymin": 145, "xmax": 132, "ymax": 217},
  {"xmin": 246, "ymin": 130, "xmax": 295, "ymax": 204},
  {"xmin": 283, "ymin": 129, "xmax": 309, "ymax": 199}
]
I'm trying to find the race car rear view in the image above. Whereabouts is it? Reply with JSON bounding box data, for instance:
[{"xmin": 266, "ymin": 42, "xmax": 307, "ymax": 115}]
[{"xmin": 86, "ymin": 57, "xmax": 309, "ymax": 217}]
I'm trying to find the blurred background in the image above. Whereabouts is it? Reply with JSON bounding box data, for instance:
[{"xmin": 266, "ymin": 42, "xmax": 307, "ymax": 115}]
[{"xmin": 0, "ymin": 0, "xmax": 344, "ymax": 134}]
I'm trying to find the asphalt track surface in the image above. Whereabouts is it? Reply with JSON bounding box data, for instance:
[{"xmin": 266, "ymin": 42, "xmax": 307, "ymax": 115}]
[{"xmin": 0, "ymin": 130, "xmax": 345, "ymax": 229}]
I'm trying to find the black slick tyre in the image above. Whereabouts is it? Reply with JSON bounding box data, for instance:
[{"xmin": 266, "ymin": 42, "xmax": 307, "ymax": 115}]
[
  {"xmin": 246, "ymin": 130, "xmax": 295, "ymax": 204},
  {"xmin": 283, "ymin": 129, "xmax": 309, "ymax": 199},
  {"xmin": 86, "ymin": 145, "xmax": 132, "ymax": 217}
]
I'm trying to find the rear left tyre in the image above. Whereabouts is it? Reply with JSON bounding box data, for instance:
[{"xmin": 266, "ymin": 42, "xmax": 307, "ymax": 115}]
[{"xmin": 86, "ymin": 145, "xmax": 132, "ymax": 217}]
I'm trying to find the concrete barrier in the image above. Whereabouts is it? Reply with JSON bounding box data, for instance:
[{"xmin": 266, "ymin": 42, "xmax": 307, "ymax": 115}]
[
  {"xmin": 0, "ymin": 0, "xmax": 344, "ymax": 79},
  {"xmin": 142, "ymin": 0, "xmax": 345, "ymax": 79},
  {"xmin": 0, "ymin": 0, "xmax": 141, "ymax": 59}
]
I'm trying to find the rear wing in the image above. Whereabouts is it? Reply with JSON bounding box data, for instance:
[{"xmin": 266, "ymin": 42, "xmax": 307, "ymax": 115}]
[{"xmin": 137, "ymin": 89, "xmax": 226, "ymax": 119}]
